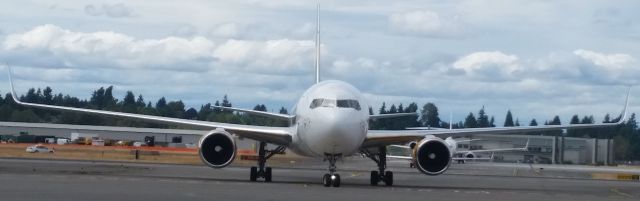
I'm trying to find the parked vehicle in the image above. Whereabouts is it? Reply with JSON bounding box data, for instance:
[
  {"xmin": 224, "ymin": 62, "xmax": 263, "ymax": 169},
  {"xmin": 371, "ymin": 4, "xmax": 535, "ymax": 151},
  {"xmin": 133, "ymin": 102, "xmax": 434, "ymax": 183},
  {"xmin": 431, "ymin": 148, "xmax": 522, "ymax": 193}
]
[
  {"xmin": 57, "ymin": 138, "xmax": 70, "ymax": 145},
  {"xmin": 26, "ymin": 144, "xmax": 54, "ymax": 153}
]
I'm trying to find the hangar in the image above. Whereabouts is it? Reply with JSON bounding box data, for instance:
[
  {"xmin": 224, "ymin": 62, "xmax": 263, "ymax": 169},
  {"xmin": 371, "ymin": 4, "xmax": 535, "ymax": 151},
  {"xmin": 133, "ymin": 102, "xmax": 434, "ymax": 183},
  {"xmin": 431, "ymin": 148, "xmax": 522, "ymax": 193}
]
[
  {"xmin": 459, "ymin": 134, "xmax": 615, "ymax": 165},
  {"xmin": 0, "ymin": 121, "xmax": 257, "ymax": 151}
]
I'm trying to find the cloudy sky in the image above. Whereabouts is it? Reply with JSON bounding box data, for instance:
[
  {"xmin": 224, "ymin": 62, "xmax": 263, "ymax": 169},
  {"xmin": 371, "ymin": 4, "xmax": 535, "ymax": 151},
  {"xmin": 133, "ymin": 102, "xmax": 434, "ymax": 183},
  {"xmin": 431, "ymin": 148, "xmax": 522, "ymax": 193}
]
[{"xmin": 0, "ymin": 0, "xmax": 639, "ymax": 125}]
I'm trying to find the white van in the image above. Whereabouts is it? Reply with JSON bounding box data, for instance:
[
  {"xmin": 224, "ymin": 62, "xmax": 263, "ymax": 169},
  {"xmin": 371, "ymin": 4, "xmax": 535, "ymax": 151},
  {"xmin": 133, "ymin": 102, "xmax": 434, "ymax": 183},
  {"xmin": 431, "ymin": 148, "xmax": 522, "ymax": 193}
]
[{"xmin": 57, "ymin": 138, "xmax": 70, "ymax": 145}]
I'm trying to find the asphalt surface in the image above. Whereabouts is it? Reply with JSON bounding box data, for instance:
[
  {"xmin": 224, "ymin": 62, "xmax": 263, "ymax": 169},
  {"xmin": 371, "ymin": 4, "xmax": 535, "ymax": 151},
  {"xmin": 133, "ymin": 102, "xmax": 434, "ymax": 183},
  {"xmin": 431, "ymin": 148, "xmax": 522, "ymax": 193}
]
[{"xmin": 0, "ymin": 157, "xmax": 638, "ymax": 201}]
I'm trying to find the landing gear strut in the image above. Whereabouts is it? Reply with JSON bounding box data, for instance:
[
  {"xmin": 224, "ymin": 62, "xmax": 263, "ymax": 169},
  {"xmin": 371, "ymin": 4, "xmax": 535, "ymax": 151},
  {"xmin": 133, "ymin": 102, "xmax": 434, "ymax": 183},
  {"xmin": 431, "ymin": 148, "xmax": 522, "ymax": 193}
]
[
  {"xmin": 322, "ymin": 153, "xmax": 342, "ymax": 187},
  {"xmin": 361, "ymin": 146, "xmax": 393, "ymax": 186},
  {"xmin": 250, "ymin": 142, "xmax": 286, "ymax": 182}
]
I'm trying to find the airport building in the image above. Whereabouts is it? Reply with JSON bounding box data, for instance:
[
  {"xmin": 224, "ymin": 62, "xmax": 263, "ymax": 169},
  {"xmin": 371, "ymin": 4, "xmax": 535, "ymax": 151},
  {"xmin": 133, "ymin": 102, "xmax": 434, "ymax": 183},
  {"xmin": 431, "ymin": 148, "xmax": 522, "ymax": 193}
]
[
  {"xmin": 0, "ymin": 121, "xmax": 255, "ymax": 150},
  {"xmin": 0, "ymin": 121, "xmax": 615, "ymax": 165},
  {"xmin": 459, "ymin": 134, "xmax": 615, "ymax": 165}
]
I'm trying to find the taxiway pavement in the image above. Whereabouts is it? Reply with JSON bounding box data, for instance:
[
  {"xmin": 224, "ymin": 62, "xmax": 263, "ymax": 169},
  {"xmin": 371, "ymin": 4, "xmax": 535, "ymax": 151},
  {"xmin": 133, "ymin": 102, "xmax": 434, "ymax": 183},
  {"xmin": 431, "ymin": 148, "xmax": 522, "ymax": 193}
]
[{"xmin": 0, "ymin": 158, "xmax": 638, "ymax": 201}]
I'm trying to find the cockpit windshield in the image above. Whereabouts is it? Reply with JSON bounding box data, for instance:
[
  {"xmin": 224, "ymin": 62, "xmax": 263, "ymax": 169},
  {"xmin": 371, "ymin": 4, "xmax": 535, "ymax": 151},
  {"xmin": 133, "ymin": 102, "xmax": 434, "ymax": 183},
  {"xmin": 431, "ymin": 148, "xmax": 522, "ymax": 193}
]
[{"xmin": 310, "ymin": 98, "xmax": 361, "ymax": 110}]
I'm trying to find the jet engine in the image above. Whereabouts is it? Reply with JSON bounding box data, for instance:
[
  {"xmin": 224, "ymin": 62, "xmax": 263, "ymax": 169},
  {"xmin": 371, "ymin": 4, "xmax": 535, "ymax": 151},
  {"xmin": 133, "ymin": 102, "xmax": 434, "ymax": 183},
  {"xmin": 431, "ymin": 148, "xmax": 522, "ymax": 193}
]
[
  {"xmin": 464, "ymin": 152, "xmax": 476, "ymax": 159},
  {"xmin": 413, "ymin": 137, "xmax": 451, "ymax": 175},
  {"xmin": 198, "ymin": 129, "xmax": 236, "ymax": 168}
]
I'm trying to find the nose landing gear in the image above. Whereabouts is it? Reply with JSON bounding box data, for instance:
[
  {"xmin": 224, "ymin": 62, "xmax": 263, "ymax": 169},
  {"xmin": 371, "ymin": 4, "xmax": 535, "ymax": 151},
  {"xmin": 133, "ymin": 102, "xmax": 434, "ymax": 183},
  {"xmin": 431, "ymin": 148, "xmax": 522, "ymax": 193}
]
[{"xmin": 323, "ymin": 153, "xmax": 342, "ymax": 187}]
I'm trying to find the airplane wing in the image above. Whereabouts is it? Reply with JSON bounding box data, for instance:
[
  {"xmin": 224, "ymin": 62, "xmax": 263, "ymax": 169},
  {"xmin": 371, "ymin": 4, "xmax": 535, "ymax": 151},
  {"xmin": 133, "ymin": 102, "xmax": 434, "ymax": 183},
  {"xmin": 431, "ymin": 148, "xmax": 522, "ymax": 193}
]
[
  {"xmin": 386, "ymin": 155, "xmax": 412, "ymax": 160},
  {"xmin": 459, "ymin": 139, "xmax": 529, "ymax": 154},
  {"xmin": 363, "ymin": 88, "xmax": 630, "ymax": 148},
  {"xmin": 7, "ymin": 70, "xmax": 292, "ymax": 145},
  {"xmin": 369, "ymin": 113, "xmax": 417, "ymax": 120},
  {"xmin": 452, "ymin": 157, "xmax": 493, "ymax": 161},
  {"xmin": 211, "ymin": 106, "xmax": 295, "ymax": 122}
]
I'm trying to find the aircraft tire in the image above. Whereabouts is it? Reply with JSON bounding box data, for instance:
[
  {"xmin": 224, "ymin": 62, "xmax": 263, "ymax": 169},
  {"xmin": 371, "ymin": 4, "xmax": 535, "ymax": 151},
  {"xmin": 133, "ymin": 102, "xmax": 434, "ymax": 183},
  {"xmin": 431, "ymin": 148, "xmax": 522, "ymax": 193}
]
[
  {"xmin": 370, "ymin": 171, "xmax": 379, "ymax": 186},
  {"xmin": 250, "ymin": 167, "xmax": 257, "ymax": 181}
]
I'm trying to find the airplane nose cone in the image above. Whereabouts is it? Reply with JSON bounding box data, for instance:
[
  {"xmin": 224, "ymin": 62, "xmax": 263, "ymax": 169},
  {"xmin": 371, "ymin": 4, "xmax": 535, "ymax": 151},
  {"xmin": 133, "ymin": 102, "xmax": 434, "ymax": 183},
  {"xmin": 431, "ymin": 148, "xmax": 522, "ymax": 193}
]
[{"xmin": 305, "ymin": 109, "xmax": 366, "ymax": 155}]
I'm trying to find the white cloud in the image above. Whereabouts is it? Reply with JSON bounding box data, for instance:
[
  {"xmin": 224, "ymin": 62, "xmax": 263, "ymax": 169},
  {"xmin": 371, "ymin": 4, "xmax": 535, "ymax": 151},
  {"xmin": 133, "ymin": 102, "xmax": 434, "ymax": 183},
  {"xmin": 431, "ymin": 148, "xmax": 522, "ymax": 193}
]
[
  {"xmin": 452, "ymin": 51, "xmax": 522, "ymax": 81},
  {"xmin": 571, "ymin": 49, "xmax": 639, "ymax": 85},
  {"xmin": 389, "ymin": 10, "xmax": 463, "ymax": 38},
  {"xmin": 3, "ymin": 24, "xmax": 215, "ymax": 70},
  {"xmin": 84, "ymin": 3, "xmax": 133, "ymax": 18},
  {"xmin": 573, "ymin": 49, "xmax": 634, "ymax": 69},
  {"xmin": 2, "ymin": 24, "xmax": 315, "ymax": 74},
  {"xmin": 213, "ymin": 39, "xmax": 315, "ymax": 73}
]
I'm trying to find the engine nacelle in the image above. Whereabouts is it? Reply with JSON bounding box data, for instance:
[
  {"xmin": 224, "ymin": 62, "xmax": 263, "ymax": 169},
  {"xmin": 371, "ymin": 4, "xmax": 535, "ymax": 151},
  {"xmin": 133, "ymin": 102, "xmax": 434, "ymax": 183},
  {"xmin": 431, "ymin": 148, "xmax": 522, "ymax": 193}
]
[
  {"xmin": 413, "ymin": 137, "xmax": 451, "ymax": 175},
  {"xmin": 408, "ymin": 141, "xmax": 417, "ymax": 149},
  {"xmin": 464, "ymin": 152, "xmax": 476, "ymax": 159},
  {"xmin": 198, "ymin": 129, "xmax": 236, "ymax": 168}
]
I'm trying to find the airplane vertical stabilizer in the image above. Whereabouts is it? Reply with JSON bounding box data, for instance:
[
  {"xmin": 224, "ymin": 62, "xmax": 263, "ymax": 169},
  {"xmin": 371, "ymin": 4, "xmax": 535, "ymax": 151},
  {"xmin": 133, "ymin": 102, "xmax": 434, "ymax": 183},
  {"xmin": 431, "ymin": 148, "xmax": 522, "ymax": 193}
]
[{"xmin": 315, "ymin": 2, "xmax": 321, "ymax": 84}]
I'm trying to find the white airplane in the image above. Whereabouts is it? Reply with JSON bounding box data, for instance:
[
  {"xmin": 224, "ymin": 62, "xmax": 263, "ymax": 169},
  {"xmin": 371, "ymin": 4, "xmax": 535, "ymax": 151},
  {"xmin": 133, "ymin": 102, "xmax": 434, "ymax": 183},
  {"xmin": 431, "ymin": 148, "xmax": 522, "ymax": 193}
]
[
  {"xmin": 390, "ymin": 137, "xmax": 530, "ymax": 165},
  {"xmin": 5, "ymin": 3, "xmax": 631, "ymax": 188}
]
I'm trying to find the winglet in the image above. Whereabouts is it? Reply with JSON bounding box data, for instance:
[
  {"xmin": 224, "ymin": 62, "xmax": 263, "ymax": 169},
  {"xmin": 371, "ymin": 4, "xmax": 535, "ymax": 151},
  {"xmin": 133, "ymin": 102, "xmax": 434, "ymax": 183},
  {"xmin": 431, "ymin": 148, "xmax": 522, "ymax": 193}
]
[
  {"xmin": 6, "ymin": 64, "xmax": 21, "ymax": 104},
  {"xmin": 523, "ymin": 138, "xmax": 530, "ymax": 151},
  {"xmin": 614, "ymin": 86, "xmax": 631, "ymax": 124}
]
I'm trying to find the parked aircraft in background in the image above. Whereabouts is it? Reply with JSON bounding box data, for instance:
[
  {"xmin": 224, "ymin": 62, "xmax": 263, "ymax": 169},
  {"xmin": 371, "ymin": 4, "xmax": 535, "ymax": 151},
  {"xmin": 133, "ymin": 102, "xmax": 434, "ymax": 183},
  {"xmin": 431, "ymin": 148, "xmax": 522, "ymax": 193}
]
[{"xmin": 390, "ymin": 137, "xmax": 530, "ymax": 166}]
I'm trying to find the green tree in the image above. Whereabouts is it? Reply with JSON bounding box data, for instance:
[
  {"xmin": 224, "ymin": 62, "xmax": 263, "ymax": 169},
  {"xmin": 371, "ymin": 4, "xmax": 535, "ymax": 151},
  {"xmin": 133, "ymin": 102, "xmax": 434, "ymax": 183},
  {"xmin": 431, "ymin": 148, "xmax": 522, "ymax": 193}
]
[
  {"xmin": 279, "ymin": 107, "xmax": 288, "ymax": 114},
  {"xmin": 155, "ymin": 97, "xmax": 168, "ymax": 117},
  {"xmin": 379, "ymin": 102, "xmax": 387, "ymax": 114},
  {"xmin": 419, "ymin": 103, "xmax": 440, "ymax": 128},
  {"xmin": 43, "ymin": 87, "xmax": 53, "ymax": 104},
  {"xmin": 184, "ymin": 108, "xmax": 198, "ymax": 119},
  {"xmin": 122, "ymin": 91, "xmax": 137, "ymax": 113},
  {"xmin": 103, "ymin": 86, "xmax": 117, "ymax": 109},
  {"xmin": 10, "ymin": 109, "xmax": 40, "ymax": 122},
  {"xmin": 198, "ymin": 103, "xmax": 213, "ymax": 120},
  {"xmin": 477, "ymin": 106, "xmax": 489, "ymax": 128},
  {"xmin": 464, "ymin": 112, "xmax": 478, "ymax": 128},
  {"xmin": 135, "ymin": 95, "xmax": 146, "ymax": 108},
  {"xmin": 389, "ymin": 104, "xmax": 397, "ymax": 114},
  {"xmin": 166, "ymin": 100, "xmax": 186, "ymax": 118},
  {"xmin": 0, "ymin": 105, "xmax": 12, "ymax": 121},
  {"xmin": 568, "ymin": 114, "xmax": 580, "ymax": 137},
  {"xmin": 504, "ymin": 110, "xmax": 514, "ymax": 127},
  {"xmin": 546, "ymin": 115, "xmax": 562, "ymax": 136},
  {"xmin": 404, "ymin": 102, "xmax": 420, "ymax": 128}
]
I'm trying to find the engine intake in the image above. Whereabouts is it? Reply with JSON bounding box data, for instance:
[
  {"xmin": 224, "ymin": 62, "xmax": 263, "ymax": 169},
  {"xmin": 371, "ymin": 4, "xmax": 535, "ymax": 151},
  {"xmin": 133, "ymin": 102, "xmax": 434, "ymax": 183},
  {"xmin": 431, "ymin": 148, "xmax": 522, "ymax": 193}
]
[
  {"xmin": 198, "ymin": 130, "xmax": 236, "ymax": 168},
  {"xmin": 465, "ymin": 152, "xmax": 475, "ymax": 158},
  {"xmin": 413, "ymin": 138, "xmax": 451, "ymax": 175}
]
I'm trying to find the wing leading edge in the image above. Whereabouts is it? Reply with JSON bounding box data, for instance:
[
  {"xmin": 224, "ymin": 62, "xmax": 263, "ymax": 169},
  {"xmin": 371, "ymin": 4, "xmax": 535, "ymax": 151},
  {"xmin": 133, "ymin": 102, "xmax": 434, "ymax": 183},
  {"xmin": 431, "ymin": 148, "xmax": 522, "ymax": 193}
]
[
  {"xmin": 364, "ymin": 87, "xmax": 631, "ymax": 148},
  {"xmin": 7, "ymin": 68, "xmax": 292, "ymax": 145}
]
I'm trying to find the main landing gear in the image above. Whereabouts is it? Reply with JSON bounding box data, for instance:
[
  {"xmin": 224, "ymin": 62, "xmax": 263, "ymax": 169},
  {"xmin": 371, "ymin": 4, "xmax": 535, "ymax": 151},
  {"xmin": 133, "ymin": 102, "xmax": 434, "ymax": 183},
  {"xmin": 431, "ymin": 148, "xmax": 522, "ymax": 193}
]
[
  {"xmin": 250, "ymin": 142, "xmax": 286, "ymax": 182},
  {"xmin": 322, "ymin": 153, "xmax": 342, "ymax": 187},
  {"xmin": 361, "ymin": 146, "xmax": 393, "ymax": 186}
]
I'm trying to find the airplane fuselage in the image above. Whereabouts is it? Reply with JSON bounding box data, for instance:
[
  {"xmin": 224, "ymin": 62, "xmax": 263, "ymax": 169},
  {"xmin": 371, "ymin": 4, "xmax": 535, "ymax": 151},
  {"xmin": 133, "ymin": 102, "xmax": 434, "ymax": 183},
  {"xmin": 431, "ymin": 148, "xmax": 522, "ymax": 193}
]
[{"xmin": 288, "ymin": 80, "xmax": 369, "ymax": 157}]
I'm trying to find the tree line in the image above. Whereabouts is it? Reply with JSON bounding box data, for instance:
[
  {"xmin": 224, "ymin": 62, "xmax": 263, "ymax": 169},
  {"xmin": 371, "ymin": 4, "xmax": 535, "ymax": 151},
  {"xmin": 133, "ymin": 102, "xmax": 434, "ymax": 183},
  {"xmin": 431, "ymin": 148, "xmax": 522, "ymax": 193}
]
[
  {"xmin": 0, "ymin": 86, "xmax": 638, "ymax": 160},
  {"xmin": 411, "ymin": 102, "xmax": 638, "ymax": 161},
  {"xmin": 0, "ymin": 86, "xmax": 289, "ymax": 128}
]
